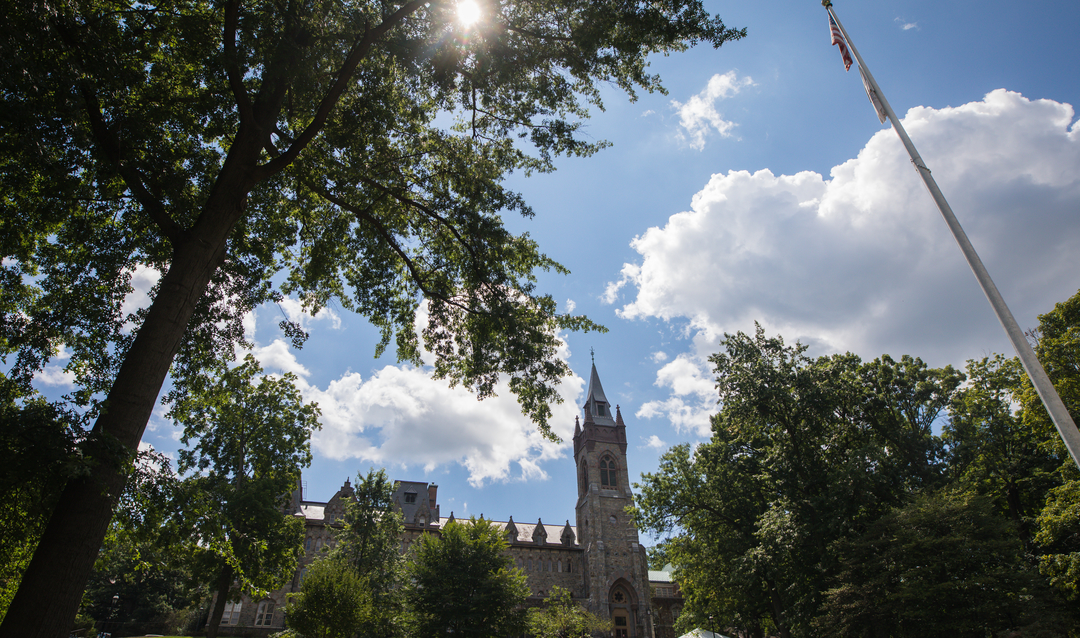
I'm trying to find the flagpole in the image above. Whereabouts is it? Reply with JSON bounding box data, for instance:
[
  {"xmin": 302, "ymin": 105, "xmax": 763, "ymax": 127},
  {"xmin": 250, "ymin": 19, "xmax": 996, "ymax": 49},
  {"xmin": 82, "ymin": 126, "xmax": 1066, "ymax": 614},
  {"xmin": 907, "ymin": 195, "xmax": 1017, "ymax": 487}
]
[{"xmin": 822, "ymin": 0, "xmax": 1080, "ymax": 469}]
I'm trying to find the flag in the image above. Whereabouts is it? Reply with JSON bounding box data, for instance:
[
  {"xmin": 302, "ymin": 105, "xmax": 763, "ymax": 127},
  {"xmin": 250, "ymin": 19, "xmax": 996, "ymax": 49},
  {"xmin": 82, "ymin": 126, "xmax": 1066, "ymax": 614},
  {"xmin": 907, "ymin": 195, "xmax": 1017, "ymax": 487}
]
[
  {"xmin": 859, "ymin": 66, "xmax": 888, "ymax": 123},
  {"xmin": 830, "ymin": 15, "xmax": 853, "ymax": 71}
]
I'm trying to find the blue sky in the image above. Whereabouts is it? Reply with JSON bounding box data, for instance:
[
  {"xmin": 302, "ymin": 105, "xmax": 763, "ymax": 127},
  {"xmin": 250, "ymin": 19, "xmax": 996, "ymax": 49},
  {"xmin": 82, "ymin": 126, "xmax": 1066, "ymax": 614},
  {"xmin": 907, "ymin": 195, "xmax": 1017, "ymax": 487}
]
[{"xmin": 37, "ymin": 0, "xmax": 1080, "ymax": 541}]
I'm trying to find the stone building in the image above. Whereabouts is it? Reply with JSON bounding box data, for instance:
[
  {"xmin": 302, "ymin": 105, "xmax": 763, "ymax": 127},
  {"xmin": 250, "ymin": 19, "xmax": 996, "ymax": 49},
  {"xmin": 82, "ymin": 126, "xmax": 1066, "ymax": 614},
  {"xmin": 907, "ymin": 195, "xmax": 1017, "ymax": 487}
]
[{"xmin": 213, "ymin": 363, "xmax": 682, "ymax": 637}]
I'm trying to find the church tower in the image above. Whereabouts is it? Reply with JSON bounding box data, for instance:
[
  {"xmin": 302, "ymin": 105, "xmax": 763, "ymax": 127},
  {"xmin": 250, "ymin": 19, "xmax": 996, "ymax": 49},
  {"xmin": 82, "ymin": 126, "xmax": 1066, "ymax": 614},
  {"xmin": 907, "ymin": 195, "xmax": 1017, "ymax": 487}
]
[{"xmin": 574, "ymin": 362, "xmax": 652, "ymax": 638}]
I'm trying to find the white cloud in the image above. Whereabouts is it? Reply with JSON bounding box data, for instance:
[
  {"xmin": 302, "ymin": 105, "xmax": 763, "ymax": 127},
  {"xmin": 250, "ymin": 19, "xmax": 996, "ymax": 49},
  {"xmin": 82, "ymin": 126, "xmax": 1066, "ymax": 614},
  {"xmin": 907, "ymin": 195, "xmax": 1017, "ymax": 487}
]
[
  {"xmin": 650, "ymin": 351, "xmax": 668, "ymax": 363},
  {"xmin": 251, "ymin": 339, "xmax": 312, "ymax": 378},
  {"xmin": 895, "ymin": 18, "xmax": 918, "ymax": 30},
  {"xmin": 672, "ymin": 71, "xmax": 755, "ymax": 150},
  {"xmin": 35, "ymin": 365, "xmax": 76, "ymax": 387},
  {"xmin": 642, "ymin": 434, "xmax": 667, "ymax": 450},
  {"xmin": 278, "ymin": 296, "xmax": 342, "ymax": 330},
  {"xmin": 565, "ymin": 298, "xmax": 577, "ymax": 314},
  {"xmin": 299, "ymin": 344, "xmax": 585, "ymax": 487},
  {"xmin": 614, "ymin": 90, "xmax": 1080, "ymax": 428}
]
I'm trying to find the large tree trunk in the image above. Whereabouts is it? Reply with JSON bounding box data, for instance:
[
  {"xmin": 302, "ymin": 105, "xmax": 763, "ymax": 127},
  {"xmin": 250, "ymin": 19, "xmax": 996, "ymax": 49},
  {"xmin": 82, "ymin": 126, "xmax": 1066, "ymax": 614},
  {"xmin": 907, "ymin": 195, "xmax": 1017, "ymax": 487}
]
[
  {"xmin": 205, "ymin": 566, "xmax": 235, "ymax": 638},
  {"xmin": 0, "ymin": 176, "xmax": 252, "ymax": 637}
]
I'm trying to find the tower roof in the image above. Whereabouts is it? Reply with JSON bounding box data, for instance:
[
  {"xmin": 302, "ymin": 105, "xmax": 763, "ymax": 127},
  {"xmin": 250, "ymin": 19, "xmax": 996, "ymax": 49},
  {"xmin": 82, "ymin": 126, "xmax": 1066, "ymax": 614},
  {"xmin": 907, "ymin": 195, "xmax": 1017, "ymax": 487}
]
[
  {"xmin": 585, "ymin": 363, "xmax": 609, "ymax": 406},
  {"xmin": 582, "ymin": 362, "xmax": 616, "ymax": 426}
]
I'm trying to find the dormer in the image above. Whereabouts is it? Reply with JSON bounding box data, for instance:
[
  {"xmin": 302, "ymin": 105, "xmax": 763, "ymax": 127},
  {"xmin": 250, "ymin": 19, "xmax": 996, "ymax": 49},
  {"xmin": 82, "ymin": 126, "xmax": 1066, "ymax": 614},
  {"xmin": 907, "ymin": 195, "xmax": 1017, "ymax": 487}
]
[
  {"xmin": 561, "ymin": 520, "xmax": 576, "ymax": 546},
  {"xmin": 532, "ymin": 518, "xmax": 548, "ymax": 545},
  {"xmin": 505, "ymin": 516, "xmax": 519, "ymax": 543}
]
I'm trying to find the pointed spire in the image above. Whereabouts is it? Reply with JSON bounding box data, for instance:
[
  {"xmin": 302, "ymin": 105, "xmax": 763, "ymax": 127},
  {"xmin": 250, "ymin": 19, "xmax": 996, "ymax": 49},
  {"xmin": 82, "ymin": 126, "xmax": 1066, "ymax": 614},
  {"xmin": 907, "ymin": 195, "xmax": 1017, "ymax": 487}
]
[
  {"xmin": 616, "ymin": 404, "xmax": 624, "ymax": 425},
  {"xmin": 574, "ymin": 415, "xmax": 581, "ymax": 436},
  {"xmin": 561, "ymin": 520, "xmax": 576, "ymax": 546},
  {"xmin": 446, "ymin": 511, "xmax": 455, "ymax": 525},
  {"xmin": 582, "ymin": 361, "xmax": 615, "ymax": 425}
]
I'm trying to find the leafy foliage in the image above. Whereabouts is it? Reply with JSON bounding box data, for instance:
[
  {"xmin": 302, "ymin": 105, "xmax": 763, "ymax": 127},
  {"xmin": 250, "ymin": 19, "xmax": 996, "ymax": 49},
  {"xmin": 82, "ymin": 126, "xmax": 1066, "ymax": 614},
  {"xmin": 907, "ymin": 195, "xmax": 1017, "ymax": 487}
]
[
  {"xmin": 286, "ymin": 557, "xmax": 372, "ymax": 638},
  {"xmin": 162, "ymin": 356, "xmax": 320, "ymax": 636},
  {"xmin": 405, "ymin": 517, "xmax": 528, "ymax": 638},
  {"xmin": 328, "ymin": 469, "xmax": 406, "ymax": 638},
  {"xmin": 526, "ymin": 586, "xmax": 610, "ymax": 638},
  {"xmin": 816, "ymin": 491, "xmax": 1070, "ymax": 637},
  {"xmin": 1035, "ymin": 480, "xmax": 1080, "ymax": 601}
]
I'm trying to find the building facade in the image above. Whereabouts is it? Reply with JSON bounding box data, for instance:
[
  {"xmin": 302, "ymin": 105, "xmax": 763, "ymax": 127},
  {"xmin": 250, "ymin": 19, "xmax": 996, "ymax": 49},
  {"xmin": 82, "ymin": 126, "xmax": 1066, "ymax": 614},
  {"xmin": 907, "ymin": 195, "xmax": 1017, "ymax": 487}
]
[{"xmin": 214, "ymin": 364, "xmax": 682, "ymax": 637}]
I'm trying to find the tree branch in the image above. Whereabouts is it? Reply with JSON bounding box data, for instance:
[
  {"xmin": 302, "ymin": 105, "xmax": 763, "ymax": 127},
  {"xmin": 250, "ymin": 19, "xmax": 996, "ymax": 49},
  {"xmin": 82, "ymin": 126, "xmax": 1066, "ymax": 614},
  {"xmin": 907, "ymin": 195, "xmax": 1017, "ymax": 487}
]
[
  {"xmin": 223, "ymin": 0, "xmax": 254, "ymax": 124},
  {"xmin": 78, "ymin": 86, "xmax": 184, "ymax": 244},
  {"xmin": 256, "ymin": 0, "xmax": 428, "ymax": 179}
]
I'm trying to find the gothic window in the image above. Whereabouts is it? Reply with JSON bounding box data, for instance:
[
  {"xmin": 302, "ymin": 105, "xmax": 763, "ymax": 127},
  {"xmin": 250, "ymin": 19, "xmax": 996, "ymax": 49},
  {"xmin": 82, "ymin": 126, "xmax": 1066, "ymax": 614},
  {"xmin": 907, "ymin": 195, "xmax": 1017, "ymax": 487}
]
[
  {"xmin": 548, "ymin": 559, "xmax": 553, "ymax": 572},
  {"xmin": 613, "ymin": 590, "xmax": 625, "ymax": 603},
  {"xmin": 579, "ymin": 460, "xmax": 588, "ymax": 492},
  {"xmin": 558, "ymin": 560, "xmax": 563, "ymax": 573},
  {"xmin": 567, "ymin": 560, "xmax": 572, "ymax": 573},
  {"xmin": 596, "ymin": 403, "xmax": 606, "ymax": 417},
  {"xmin": 255, "ymin": 600, "xmax": 276, "ymax": 627},
  {"xmin": 600, "ymin": 456, "xmax": 617, "ymax": 487},
  {"xmin": 528, "ymin": 558, "xmax": 533, "ymax": 571},
  {"xmin": 404, "ymin": 491, "xmax": 417, "ymax": 504},
  {"xmin": 222, "ymin": 601, "xmax": 242, "ymax": 625}
]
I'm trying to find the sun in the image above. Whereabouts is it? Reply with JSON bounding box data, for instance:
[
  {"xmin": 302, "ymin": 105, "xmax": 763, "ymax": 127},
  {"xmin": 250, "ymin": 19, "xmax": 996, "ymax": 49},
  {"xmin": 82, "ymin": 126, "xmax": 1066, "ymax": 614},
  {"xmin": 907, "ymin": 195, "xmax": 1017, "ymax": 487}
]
[{"xmin": 457, "ymin": 0, "xmax": 481, "ymax": 26}]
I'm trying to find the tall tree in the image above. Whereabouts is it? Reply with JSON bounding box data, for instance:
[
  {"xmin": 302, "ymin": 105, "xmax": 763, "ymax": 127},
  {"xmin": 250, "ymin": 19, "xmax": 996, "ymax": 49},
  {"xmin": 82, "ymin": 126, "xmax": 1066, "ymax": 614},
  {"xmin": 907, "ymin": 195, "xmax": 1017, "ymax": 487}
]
[
  {"xmin": 161, "ymin": 355, "xmax": 320, "ymax": 638},
  {"xmin": 328, "ymin": 469, "xmax": 406, "ymax": 638},
  {"xmin": 634, "ymin": 327, "xmax": 961, "ymax": 638},
  {"xmin": 944, "ymin": 355, "xmax": 1062, "ymax": 547},
  {"xmin": 405, "ymin": 517, "xmax": 528, "ymax": 638},
  {"xmin": 0, "ymin": 1, "xmax": 743, "ymax": 632}
]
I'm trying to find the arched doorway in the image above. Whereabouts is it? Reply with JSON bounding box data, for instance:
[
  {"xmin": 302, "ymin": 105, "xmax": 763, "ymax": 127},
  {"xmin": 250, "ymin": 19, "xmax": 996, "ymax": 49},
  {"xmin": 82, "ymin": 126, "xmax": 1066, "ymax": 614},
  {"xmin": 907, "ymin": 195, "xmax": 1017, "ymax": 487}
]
[{"xmin": 609, "ymin": 582, "xmax": 636, "ymax": 638}]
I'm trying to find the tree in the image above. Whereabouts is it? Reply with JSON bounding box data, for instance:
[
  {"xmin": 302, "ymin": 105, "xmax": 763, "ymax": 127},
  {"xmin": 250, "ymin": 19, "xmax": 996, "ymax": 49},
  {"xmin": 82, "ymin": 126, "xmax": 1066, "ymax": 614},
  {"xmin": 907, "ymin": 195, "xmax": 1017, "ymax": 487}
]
[
  {"xmin": 285, "ymin": 557, "xmax": 372, "ymax": 638},
  {"xmin": 328, "ymin": 469, "xmax": 406, "ymax": 638},
  {"xmin": 161, "ymin": 355, "xmax": 320, "ymax": 638},
  {"xmin": 815, "ymin": 491, "xmax": 1072, "ymax": 638},
  {"xmin": 1035, "ymin": 479, "xmax": 1080, "ymax": 603},
  {"xmin": 944, "ymin": 355, "xmax": 1062, "ymax": 547},
  {"xmin": 634, "ymin": 327, "xmax": 961, "ymax": 638},
  {"xmin": 0, "ymin": 0, "xmax": 744, "ymax": 632},
  {"xmin": 526, "ymin": 586, "xmax": 610, "ymax": 638},
  {"xmin": 405, "ymin": 517, "xmax": 529, "ymax": 638}
]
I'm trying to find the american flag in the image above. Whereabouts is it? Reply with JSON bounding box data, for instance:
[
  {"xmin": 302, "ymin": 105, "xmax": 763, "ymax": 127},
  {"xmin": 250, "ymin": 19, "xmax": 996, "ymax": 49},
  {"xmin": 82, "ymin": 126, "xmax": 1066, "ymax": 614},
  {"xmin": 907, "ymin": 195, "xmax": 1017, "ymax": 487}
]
[{"xmin": 830, "ymin": 14, "xmax": 853, "ymax": 71}]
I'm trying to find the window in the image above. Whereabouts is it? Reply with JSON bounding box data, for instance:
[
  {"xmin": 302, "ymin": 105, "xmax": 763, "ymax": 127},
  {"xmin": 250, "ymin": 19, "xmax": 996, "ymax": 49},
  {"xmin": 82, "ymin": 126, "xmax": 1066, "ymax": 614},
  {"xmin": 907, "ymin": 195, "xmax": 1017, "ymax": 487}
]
[
  {"xmin": 528, "ymin": 559, "xmax": 533, "ymax": 571},
  {"xmin": 305, "ymin": 537, "xmax": 311, "ymax": 551},
  {"xmin": 600, "ymin": 457, "xmax": 617, "ymax": 487},
  {"xmin": 558, "ymin": 560, "xmax": 563, "ymax": 573},
  {"xmin": 255, "ymin": 600, "xmax": 276, "ymax": 627},
  {"xmin": 596, "ymin": 403, "xmax": 606, "ymax": 417},
  {"xmin": 404, "ymin": 491, "xmax": 417, "ymax": 504},
  {"xmin": 567, "ymin": 560, "xmax": 572, "ymax": 573},
  {"xmin": 223, "ymin": 601, "xmax": 241, "ymax": 625}
]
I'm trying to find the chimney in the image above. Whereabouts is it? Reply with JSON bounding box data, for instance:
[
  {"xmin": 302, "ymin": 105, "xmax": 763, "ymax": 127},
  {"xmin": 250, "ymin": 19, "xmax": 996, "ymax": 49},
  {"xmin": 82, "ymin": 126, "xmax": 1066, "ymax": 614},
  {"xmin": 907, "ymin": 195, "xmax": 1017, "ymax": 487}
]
[{"xmin": 428, "ymin": 484, "xmax": 438, "ymax": 506}]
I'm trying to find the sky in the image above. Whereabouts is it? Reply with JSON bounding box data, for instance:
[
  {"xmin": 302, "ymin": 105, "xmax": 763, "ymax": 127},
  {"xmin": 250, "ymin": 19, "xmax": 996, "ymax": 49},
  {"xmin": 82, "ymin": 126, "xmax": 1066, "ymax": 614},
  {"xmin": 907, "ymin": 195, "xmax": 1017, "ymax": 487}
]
[{"xmin": 35, "ymin": 0, "xmax": 1080, "ymax": 542}]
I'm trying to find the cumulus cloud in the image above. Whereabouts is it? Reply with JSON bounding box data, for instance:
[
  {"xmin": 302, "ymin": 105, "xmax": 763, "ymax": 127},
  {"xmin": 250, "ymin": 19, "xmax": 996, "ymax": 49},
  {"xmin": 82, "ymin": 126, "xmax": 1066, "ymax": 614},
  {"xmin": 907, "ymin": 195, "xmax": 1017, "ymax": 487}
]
[
  {"xmin": 610, "ymin": 90, "xmax": 1080, "ymax": 429},
  {"xmin": 278, "ymin": 296, "xmax": 342, "ymax": 330},
  {"xmin": 895, "ymin": 18, "xmax": 918, "ymax": 30},
  {"xmin": 301, "ymin": 361, "xmax": 584, "ymax": 487},
  {"xmin": 672, "ymin": 71, "xmax": 755, "ymax": 150},
  {"xmin": 642, "ymin": 435, "xmax": 667, "ymax": 450},
  {"xmin": 240, "ymin": 303, "xmax": 586, "ymax": 486},
  {"xmin": 565, "ymin": 298, "xmax": 577, "ymax": 314}
]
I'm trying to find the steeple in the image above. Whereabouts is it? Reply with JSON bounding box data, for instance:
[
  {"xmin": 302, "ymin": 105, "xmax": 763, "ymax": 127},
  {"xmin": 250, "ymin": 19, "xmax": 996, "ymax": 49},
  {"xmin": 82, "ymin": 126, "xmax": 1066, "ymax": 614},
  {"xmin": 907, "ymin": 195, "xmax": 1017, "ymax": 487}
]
[{"xmin": 582, "ymin": 362, "xmax": 616, "ymax": 426}]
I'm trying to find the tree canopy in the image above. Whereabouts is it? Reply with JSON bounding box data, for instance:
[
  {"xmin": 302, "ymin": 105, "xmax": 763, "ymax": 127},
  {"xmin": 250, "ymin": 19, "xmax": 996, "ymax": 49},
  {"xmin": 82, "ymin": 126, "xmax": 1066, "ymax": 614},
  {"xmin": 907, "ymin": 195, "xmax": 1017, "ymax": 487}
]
[
  {"xmin": 0, "ymin": 0, "xmax": 743, "ymax": 632},
  {"xmin": 405, "ymin": 517, "xmax": 528, "ymax": 638},
  {"xmin": 634, "ymin": 321, "xmax": 1080, "ymax": 638}
]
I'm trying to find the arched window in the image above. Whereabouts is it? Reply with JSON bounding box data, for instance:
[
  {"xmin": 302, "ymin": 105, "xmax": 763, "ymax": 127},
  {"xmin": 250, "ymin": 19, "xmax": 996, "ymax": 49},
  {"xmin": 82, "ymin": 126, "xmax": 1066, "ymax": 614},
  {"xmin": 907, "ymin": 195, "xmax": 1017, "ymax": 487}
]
[
  {"xmin": 579, "ymin": 460, "xmax": 588, "ymax": 492},
  {"xmin": 600, "ymin": 456, "xmax": 617, "ymax": 487},
  {"xmin": 255, "ymin": 600, "xmax": 276, "ymax": 627}
]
